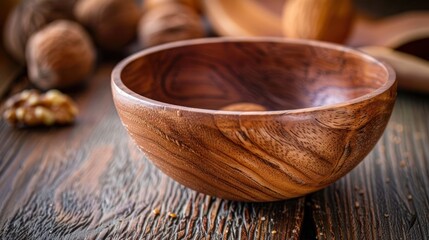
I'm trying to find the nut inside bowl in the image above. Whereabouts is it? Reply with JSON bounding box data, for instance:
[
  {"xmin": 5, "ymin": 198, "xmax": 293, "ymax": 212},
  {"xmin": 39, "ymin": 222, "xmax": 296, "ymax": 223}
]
[{"xmin": 112, "ymin": 37, "xmax": 397, "ymax": 202}]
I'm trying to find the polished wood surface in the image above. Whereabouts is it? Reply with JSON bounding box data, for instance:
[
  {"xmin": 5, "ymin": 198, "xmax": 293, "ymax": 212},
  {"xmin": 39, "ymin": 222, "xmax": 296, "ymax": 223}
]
[
  {"xmin": 311, "ymin": 92, "xmax": 429, "ymax": 238},
  {"xmin": 202, "ymin": 1, "xmax": 429, "ymax": 93},
  {"xmin": 0, "ymin": 63, "xmax": 305, "ymax": 239},
  {"xmin": 1, "ymin": 46, "xmax": 428, "ymax": 239},
  {"xmin": 112, "ymin": 38, "xmax": 397, "ymax": 201}
]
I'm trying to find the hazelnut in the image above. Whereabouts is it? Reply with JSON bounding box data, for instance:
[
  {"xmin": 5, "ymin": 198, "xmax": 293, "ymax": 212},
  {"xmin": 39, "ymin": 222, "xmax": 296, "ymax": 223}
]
[
  {"xmin": 26, "ymin": 20, "xmax": 96, "ymax": 90},
  {"xmin": 74, "ymin": 0, "xmax": 141, "ymax": 52},
  {"xmin": 3, "ymin": 0, "xmax": 77, "ymax": 63},
  {"xmin": 138, "ymin": 3, "xmax": 205, "ymax": 47},
  {"xmin": 220, "ymin": 102, "xmax": 267, "ymax": 111},
  {"xmin": 2, "ymin": 89, "xmax": 79, "ymax": 127}
]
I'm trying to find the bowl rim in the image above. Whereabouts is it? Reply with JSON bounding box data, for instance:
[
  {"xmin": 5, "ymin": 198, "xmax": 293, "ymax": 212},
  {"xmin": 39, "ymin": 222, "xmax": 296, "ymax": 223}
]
[{"xmin": 112, "ymin": 37, "xmax": 396, "ymax": 115}]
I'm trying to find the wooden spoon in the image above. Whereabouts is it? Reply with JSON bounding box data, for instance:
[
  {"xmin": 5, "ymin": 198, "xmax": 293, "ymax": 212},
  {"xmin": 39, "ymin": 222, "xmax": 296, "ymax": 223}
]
[
  {"xmin": 348, "ymin": 12, "xmax": 429, "ymax": 50},
  {"xmin": 203, "ymin": 0, "xmax": 429, "ymax": 50},
  {"xmin": 202, "ymin": 0, "xmax": 284, "ymax": 36}
]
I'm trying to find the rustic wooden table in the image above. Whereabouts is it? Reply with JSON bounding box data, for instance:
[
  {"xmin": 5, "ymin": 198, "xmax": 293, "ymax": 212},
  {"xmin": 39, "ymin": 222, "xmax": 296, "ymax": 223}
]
[{"xmin": 0, "ymin": 50, "xmax": 428, "ymax": 239}]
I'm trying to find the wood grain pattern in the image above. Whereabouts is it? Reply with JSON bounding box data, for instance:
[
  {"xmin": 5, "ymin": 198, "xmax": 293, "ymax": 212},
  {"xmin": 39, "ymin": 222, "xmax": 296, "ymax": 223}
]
[
  {"xmin": 112, "ymin": 38, "xmax": 397, "ymax": 201},
  {"xmin": 0, "ymin": 64, "xmax": 305, "ymax": 239},
  {"xmin": 1, "ymin": 46, "xmax": 428, "ymax": 239},
  {"xmin": 310, "ymin": 92, "xmax": 429, "ymax": 239}
]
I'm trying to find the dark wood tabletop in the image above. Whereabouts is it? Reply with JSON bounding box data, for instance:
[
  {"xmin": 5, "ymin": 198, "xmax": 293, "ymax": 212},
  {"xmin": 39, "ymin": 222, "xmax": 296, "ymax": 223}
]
[{"xmin": 1, "ymin": 48, "xmax": 428, "ymax": 239}]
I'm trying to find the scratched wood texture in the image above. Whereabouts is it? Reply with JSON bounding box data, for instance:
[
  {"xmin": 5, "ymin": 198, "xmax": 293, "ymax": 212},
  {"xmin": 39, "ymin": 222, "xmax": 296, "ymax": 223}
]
[
  {"xmin": 0, "ymin": 63, "xmax": 305, "ymax": 240},
  {"xmin": 310, "ymin": 92, "xmax": 429, "ymax": 239}
]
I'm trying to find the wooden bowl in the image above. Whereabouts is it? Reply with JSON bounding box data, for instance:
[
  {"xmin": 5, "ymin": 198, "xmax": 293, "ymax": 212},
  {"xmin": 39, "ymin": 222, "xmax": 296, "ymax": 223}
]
[{"xmin": 112, "ymin": 38, "xmax": 397, "ymax": 202}]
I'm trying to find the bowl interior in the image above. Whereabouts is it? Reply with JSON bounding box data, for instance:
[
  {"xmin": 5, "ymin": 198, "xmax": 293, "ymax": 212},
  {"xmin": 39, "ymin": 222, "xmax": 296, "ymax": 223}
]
[{"xmin": 120, "ymin": 39, "xmax": 388, "ymax": 111}]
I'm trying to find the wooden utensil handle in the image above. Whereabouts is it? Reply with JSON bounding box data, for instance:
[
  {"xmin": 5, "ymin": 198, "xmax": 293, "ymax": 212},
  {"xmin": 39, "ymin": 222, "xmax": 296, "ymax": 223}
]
[
  {"xmin": 360, "ymin": 46, "xmax": 429, "ymax": 93},
  {"xmin": 349, "ymin": 12, "xmax": 429, "ymax": 48}
]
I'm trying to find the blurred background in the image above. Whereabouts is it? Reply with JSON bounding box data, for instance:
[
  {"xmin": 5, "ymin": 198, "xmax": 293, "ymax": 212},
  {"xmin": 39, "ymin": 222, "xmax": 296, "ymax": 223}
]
[{"xmin": 355, "ymin": 0, "xmax": 429, "ymax": 17}]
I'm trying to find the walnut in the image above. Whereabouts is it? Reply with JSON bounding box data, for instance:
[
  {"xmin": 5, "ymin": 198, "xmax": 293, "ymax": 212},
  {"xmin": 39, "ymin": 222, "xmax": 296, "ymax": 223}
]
[
  {"xmin": 26, "ymin": 20, "xmax": 96, "ymax": 90},
  {"xmin": 2, "ymin": 89, "xmax": 78, "ymax": 127},
  {"xmin": 3, "ymin": 0, "xmax": 77, "ymax": 63},
  {"xmin": 138, "ymin": 2, "xmax": 205, "ymax": 47},
  {"xmin": 74, "ymin": 0, "xmax": 141, "ymax": 52}
]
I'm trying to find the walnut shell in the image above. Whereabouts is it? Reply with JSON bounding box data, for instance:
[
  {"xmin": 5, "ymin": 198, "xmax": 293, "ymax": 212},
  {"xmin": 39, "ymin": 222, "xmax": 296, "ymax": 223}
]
[
  {"xmin": 138, "ymin": 3, "xmax": 205, "ymax": 47},
  {"xmin": 3, "ymin": 0, "xmax": 77, "ymax": 63},
  {"xmin": 74, "ymin": 0, "xmax": 141, "ymax": 52},
  {"xmin": 26, "ymin": 20, "xmax": 96, "ymax": 90},
  {"xmin": 282, "ymin": 0, "xmax": 355, "ymax": 43}
]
